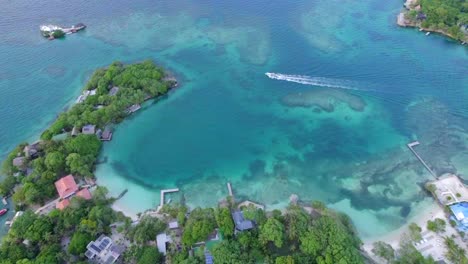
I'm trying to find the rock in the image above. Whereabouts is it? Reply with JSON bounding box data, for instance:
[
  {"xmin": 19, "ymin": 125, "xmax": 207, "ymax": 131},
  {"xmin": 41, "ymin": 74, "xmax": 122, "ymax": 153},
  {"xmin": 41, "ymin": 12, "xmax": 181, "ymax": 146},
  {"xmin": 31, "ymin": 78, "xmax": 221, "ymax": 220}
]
[{"xmin": 289, "ymin": 194, "xmax": 299, "ymax": 205}]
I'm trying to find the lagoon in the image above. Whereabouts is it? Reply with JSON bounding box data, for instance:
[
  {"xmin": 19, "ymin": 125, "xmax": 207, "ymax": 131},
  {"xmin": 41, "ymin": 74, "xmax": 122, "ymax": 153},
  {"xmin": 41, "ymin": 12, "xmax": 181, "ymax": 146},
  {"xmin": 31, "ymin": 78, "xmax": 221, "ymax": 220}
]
[{"xmin": 0, "ymin": 0, "xmax": 467, "ymax": 239}]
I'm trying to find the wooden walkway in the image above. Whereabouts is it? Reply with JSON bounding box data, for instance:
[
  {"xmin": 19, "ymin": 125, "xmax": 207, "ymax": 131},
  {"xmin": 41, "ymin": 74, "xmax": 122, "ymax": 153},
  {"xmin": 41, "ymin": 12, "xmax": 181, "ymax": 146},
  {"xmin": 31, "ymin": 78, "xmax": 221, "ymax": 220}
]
[
  {"xmin": 227, "ymin": 182, "xmax": 233, "ymax": 197},
  {"xmin": 407, "ymin": 141, "xmax": 437, "ymax": 178}
]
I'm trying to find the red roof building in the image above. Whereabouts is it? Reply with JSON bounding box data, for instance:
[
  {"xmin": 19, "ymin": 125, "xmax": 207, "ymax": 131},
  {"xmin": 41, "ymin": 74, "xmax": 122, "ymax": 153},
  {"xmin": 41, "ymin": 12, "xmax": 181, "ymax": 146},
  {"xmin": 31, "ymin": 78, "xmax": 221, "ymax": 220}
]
[
  {"xmin": 55, "ymin": 175, "xmax": 78, "ymax": 199},
  {"xmin": 56, "ymin": 199, "xmax": 70, "ymax": 210},
  {"xmin": 76, "ymin": 188, "xmax": 92, "ymax": 200}
]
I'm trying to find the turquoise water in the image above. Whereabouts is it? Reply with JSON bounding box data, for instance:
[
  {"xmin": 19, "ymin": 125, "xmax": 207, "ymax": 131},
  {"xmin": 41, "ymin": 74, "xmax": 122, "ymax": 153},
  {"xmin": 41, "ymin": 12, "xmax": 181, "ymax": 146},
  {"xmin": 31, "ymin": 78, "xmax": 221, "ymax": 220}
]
[{"xmin": 0, "ymin": 0, "xmax": 467, "ymax": 239}]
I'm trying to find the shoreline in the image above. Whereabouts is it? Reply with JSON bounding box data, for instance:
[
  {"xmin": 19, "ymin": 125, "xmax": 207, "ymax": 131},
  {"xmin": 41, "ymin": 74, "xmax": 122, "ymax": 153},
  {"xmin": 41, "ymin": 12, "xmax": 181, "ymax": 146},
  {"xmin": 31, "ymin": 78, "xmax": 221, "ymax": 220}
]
[{"xmin": 396, "ymin": 0, "xmax": 468, "ymax": 44}]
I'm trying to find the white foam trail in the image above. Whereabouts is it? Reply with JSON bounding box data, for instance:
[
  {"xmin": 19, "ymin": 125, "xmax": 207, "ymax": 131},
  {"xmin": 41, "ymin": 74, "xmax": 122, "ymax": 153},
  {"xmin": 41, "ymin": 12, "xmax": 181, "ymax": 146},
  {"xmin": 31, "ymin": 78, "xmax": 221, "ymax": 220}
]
[{"xmin": 265, "ymin": 72, "xmax": 374, "ymax": 92}]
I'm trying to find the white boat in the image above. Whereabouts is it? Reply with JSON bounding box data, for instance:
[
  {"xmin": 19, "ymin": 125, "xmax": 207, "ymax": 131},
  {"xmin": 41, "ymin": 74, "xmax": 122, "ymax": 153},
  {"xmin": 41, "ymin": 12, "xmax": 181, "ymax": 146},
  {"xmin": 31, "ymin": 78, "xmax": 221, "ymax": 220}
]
[{"xmin": 426, "ymin": 32, "xmax": 431, "ymax": 36}]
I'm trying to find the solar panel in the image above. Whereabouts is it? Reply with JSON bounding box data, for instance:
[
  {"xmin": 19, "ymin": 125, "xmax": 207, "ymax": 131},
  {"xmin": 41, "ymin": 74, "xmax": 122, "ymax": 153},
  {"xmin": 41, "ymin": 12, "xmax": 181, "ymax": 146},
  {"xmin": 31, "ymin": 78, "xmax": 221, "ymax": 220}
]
[{"xmin": 90, "ymin": 244, "xmax": 102, "ymax": 253}]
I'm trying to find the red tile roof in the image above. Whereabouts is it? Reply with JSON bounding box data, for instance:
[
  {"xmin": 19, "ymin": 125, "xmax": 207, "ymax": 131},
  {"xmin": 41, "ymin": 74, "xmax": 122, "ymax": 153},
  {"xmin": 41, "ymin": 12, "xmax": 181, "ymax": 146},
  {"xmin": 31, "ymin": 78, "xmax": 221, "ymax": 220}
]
[
  {"xmin": 56, "ymin": 199, "xmax": 70, "ymax": 210},
  {"xmin": 76, "ymin": 188, "xmax": 92, "ymax": 200},
  {"xmin": 55, "ymin": 175, "xmax": 78, "ymax": 199}
]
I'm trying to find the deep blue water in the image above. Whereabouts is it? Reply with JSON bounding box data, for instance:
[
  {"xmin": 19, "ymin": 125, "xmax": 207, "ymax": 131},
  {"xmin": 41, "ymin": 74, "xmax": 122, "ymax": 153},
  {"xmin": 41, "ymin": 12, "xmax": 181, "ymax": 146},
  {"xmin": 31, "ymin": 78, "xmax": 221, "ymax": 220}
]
[{"xmin": 0, "ymin": 0, "xmax": 467, "ymax": 238}]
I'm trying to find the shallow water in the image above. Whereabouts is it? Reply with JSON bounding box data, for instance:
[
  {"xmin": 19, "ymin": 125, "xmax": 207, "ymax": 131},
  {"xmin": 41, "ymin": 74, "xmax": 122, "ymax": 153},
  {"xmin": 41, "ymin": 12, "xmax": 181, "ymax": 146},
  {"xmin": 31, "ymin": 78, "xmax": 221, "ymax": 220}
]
[{"xmin": 0, "ymin": 0, "xmax": 467, "ymax": 239}]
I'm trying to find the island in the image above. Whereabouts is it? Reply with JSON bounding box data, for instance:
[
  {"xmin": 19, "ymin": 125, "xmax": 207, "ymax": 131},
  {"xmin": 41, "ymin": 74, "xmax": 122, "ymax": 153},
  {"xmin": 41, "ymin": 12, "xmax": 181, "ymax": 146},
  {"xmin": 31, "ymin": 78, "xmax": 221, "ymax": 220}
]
[
  {"xmin": 40, "ymin": 23, "xmax": 87, "ymax": 40},
  {"xmin": 0, "ymin": 61, "xmax": 466, "ymax": 264},
  {"xmin": 397, "ymin": 0, "xmax": 468, "ymax": 44}
]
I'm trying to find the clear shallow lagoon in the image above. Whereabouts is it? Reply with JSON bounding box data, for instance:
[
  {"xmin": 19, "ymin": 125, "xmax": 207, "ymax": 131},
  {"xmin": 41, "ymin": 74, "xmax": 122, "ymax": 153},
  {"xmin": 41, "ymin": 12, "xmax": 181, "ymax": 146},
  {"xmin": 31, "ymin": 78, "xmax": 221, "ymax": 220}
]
[{"xmin": 0, "ymin": 0, "xmax": 467, "ymax": 239}]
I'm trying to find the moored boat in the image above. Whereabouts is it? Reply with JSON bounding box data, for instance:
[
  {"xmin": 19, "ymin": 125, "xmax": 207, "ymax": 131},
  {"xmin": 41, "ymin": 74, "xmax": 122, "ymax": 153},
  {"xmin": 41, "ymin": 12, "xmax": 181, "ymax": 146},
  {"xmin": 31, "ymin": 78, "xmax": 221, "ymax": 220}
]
[{"xmin": 0, "ymin": 208, "xmax": 8, "ymax": 216}]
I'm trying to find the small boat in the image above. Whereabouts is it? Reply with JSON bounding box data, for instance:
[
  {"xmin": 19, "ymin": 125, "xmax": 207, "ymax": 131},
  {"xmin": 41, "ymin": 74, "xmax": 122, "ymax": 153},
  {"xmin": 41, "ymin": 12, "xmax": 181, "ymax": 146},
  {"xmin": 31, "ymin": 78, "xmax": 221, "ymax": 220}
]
[
  {"xmin": 166, "ymin": 198, "xmax": 172, "ymax": 204},
  {"xmin": 425, "ymin": 32, "xmax": 431, "ymax": 36},
  {"xmin": 0, "ymin": 208, "xmax": 8, "ymax": 216}
]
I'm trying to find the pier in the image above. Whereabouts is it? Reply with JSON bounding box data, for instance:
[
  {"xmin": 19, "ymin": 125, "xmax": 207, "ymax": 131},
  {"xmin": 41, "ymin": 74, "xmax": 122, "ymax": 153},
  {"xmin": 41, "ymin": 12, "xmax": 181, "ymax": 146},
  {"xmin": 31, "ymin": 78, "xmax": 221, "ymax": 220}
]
[
  {"xmin": 157, "ymin": 188, "xmax": 179, "ymax": 212},
  {"xmin": 227, "ymin": 182, "xmax": 233, "ymax": 197},
  {"xmin": 407, "ymin": 141, "xmax": 437, "ymax": 178}
]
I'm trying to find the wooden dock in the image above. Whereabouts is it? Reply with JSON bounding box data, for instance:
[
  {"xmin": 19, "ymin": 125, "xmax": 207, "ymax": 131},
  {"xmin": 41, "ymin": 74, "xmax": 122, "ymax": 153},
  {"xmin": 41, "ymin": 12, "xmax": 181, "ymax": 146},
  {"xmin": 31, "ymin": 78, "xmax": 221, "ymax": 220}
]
[
  {"xmin": 407, "ymin": 141, "xmax": 437, "ymax": 178},
  {"xmin": 157, "ymin": 188, "xmax": 179, "ymax": 212},
  {"xmin": 227, "ymin": 182, "xmax": 233, "ymax": 197}
]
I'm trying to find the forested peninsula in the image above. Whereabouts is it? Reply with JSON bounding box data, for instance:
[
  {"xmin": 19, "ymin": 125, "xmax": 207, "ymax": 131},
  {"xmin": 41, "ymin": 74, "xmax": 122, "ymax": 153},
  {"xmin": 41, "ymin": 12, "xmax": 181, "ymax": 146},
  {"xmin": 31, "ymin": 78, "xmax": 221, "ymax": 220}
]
[{"xmin": 398, "ymin": 0, "xmax": 468, "ymax": 43}]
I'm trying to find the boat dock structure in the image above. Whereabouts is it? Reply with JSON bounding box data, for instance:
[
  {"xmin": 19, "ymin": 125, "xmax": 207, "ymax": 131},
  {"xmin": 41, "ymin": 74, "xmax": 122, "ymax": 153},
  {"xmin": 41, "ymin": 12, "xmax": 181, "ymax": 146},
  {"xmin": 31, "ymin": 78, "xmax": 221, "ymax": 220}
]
[
  {"xmin": 407, "ymin": 141, "xmax": 437, "ymax": 178},
  {"xmin": 227, "ymin": 182, "xmax": 233, "ymax": 197},
  {"xmin": 157, "ymin": 188, "xmax": 179, "ymax": 212}
]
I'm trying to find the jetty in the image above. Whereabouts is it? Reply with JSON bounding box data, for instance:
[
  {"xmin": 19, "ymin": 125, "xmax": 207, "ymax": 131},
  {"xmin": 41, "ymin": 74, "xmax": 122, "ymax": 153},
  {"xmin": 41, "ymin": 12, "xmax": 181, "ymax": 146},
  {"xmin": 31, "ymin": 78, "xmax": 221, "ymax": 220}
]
[
  {"xmin": 157, "ymin": 188, "xmax": 179, "ymax": 212},
  {"xmin": 227, "ymin": 182, "xmax": 233, "ymax": 197},
  {"xmin": 407, "ymin": 141, "xmax": 437, "ymax": 178}
]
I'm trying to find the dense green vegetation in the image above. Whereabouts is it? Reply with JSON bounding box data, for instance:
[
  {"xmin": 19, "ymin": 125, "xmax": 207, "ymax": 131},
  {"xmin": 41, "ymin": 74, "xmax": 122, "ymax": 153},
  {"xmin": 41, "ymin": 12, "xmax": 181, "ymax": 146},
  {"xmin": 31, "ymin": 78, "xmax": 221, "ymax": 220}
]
[
  {"xmin": 408, "ymin": 0, "xmax": 468, "ymax": 41},
  {"xmin": 0, "ymin": 187, "xmax": 124, "ymax": 263},
  {"xmin": 444, "ymin": 237, "xmax": 468, "ymax": 264},
  {"xmin": 168, "ymin": 203, "xmax": 364, "ymax": 264},
  {"xmin": 0, "ymin": 61, "xmax": 174, "ymax": 208},
  {"xmin": 41, "ymin": 60, "xmax": 173, "ymax": 140},
  {"xmin": 426, "ymin": 218, "xmax": 446, "ymax": 233}
]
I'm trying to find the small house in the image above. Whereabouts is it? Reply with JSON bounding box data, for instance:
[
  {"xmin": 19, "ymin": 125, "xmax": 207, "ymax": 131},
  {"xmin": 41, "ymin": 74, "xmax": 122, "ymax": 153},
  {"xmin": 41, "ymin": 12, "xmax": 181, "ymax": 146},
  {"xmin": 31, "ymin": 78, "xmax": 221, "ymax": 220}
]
[
  {"xmin": 417, "ymin": 12, "xmax": 427, "ymax": 20},
  {"xmin": 232, "ymin": 210, "xmax": 254, "ymax": 232},
  {"xmin": 82, "ymin": 124, "xmax": 96, "ymax": 135},
  {"xmin": 109, "ymin": 86, "xmax": 119, "ymax": 96},
  {"xmin": 169, "ymin": 221, "xmax": 179, "ymax": 229},
  {"xmin": 157, "ymin": 233, "xmax": 171, "ymax": 255},
  {"xmin": 23, "ymin": 141, "xmax": 41, "ymax": 158},
  {"xmin": 12, "ymin": 157, "xmax": 25, "ymax": 168},
  {"xmin": 71, "ymin": 126, "xmax": 79, "ymax": 137},
  {"xmin": 85, "ymin": 235, "xmax": 124, "ymax": 264},
  {"xmin": 55, "ymin": 175, "xmax": 78, "ymax": 199},
  {"xmin": 89, "ymin": 89, "xmax": 97, "ymax": 96}
]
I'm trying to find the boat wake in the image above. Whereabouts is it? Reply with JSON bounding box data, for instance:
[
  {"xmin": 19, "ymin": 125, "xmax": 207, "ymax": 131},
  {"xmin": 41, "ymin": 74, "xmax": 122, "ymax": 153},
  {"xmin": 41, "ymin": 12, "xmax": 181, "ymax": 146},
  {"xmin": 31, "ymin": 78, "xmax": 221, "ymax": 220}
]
[{"xmin": 265, "ymin": 72, "xmax": 375, "ymax": 92}]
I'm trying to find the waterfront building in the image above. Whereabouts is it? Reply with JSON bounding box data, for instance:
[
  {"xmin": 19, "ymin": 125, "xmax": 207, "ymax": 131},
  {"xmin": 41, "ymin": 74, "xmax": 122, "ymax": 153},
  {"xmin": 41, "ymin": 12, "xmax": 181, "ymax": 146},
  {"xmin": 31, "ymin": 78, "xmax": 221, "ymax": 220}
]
[
  {"xmin": 55, "ymin": 175, "xmax": 78, "ymax": 199},
  {"xmin": 85, "ymin": 235, "xmax": 124, "ymax": 264},
  {"xmin": 232, "ymin": 210, "xmax": 254, "ymax": 232}
]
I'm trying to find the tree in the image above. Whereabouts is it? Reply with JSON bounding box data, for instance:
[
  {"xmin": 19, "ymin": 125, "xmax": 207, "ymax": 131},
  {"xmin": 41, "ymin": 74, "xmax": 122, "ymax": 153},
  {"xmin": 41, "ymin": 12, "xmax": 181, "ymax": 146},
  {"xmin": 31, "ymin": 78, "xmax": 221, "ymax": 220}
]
[
  {"xmin": 427, "ymin": 218, "xmax": 446, "ymax": 233},
  {"xmin": 66, "ymin": 153, "xmax": 93, "ymax": 176},
  {"xmin": 259, "ymin": 218, "xmax": 284, "ymax": 248},
  {"xmin": 242, "ymin": 205, "xmax": 267, "ymax": 226},
  {"xmin": 51, "ymin": 30, "xmax": 65, "ymax": 38},
  {"xmin": 68, "ymin": 231, "xmax": 93, "ymax": 255},
  {"xmin": 182, "ymin": 208, "xmax": 216, "ymax": 246},
  {"xmin": 129, "ymin": 216, "xmax": 166, "ymax": 244},
  {"xmin": 45, "ymin": 151, "xmax": 65, "ymax": 172},
  {"xmin": 212, "ymin": 240, "xmax": 254, "ymax": 264},
  {"xmin": 372, "ymin": 241, "xmax": 395, "ymax": 263},
  {"xmin": 284, "ymin": 206, "xmax": 310, "ymax": 242},
  {"xmin": 276, "ymin": 256, "xmax": 295, "ymax": 264},
  {"xmin": 408, "ymin": 222, "xmax": 422, "ymax": 241},
  {"xmin": 64, "ymin": 135, "xmax": 101, "ymax": 157},
  {"xmin": 300, "ymin": 216, "xmax": 363, "ymax": 264},
  {"xmin": 311, "ymin": 200, "xmax": 326, "ymax": 212},
  {"xmin": 394, "ymin": 240, "xmax": 436, "ymax": 264},
  {"xmin": 444, "ymin": 237, "xmax": 468, "ymax": 264},
  {"xmin": 215, "ymin": 207, "xmax": 235, "ymax": 237},
  {"xmin": 138, "ymin": 246, "xmax": 163, "ymax": 264}
]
